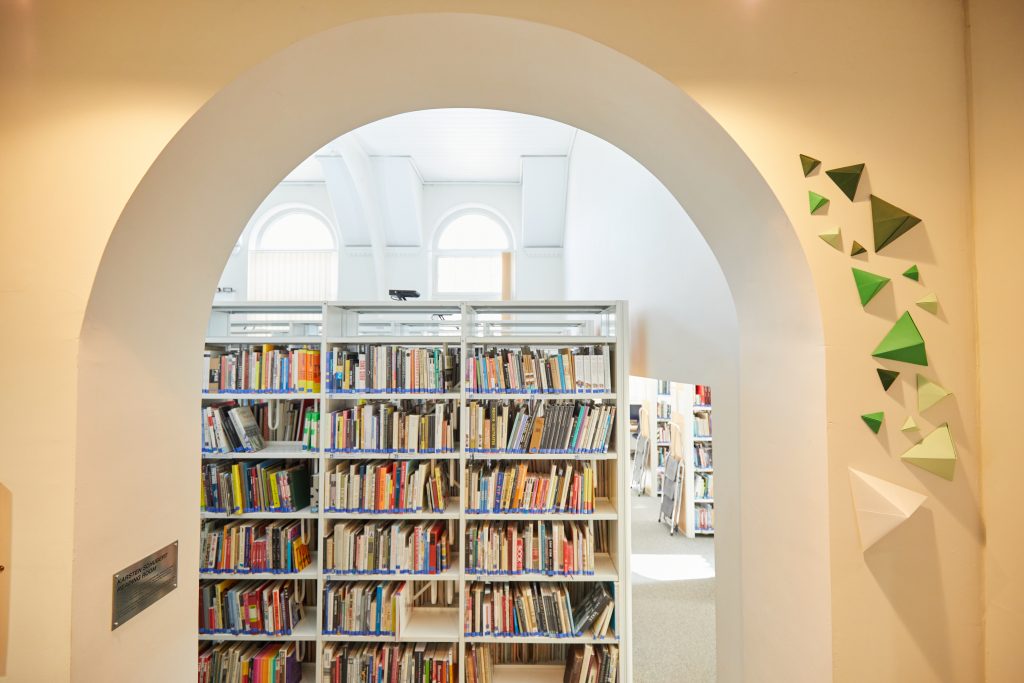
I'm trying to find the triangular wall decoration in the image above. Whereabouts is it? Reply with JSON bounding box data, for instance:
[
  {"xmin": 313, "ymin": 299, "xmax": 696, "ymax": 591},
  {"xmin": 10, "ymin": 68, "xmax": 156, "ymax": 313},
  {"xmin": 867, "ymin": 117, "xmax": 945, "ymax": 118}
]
[
  {"xmin": 850, "ymin": 241, "xmax": 867, "ymax": 256},
  {"xmin": 819, "ymin": 227, "xmax": 842, "ymax": 250},
  {"xmin": 901, "ymin": 416, "xmax": 919, "ymax": 432},
  {"xmin": 862, "ymin": 411, "xmax": 884, "ymax": 434},
  {"xmin": 872, "ymin": 312, "xmax": 928, "ymax": 366},
  {"xmin": 877, "ymin": 369, "xmax": 900, "ymax": 391},
  {"xmin": 903, "ymin": 264, "xmax": 920, "ymax": 281},
  {"xmin": 902, "ymin": 424, "xmax": 957, "ymax": 480},
  {"xmin": 800, "ymin": 154, "xmax": 821, "ymax": 177},
  {"xmin": 917, "ymin": 293, "xmax": 939, "ymax": 314},
  {"xmin": 852, "ymin": 268, "xmax": 891, "ymax": 306},
  {"xmin": 917, "ymin": 374, "xmax": 952, "ymax": 412},
  {"xmin": 871, "ymin": 195, "xmax": 922, "ymax": 251},
  {"xmin": 848, "ymin": 468, "xmax": 927, "ymax": 551},
  {"xmin": 826, "ymin": 163, "xmax": 866, "ymax": 200},
  {"xmin": 809, "ymin": 191, "xmax": 829, "ymax": 214}
]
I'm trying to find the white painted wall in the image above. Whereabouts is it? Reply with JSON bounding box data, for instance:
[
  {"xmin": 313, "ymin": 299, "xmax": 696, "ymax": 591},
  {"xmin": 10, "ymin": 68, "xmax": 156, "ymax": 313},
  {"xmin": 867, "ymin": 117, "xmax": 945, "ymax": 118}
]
[{"xmin": 563, "ymin": 130, "xmax": 737, "ymax": 385}]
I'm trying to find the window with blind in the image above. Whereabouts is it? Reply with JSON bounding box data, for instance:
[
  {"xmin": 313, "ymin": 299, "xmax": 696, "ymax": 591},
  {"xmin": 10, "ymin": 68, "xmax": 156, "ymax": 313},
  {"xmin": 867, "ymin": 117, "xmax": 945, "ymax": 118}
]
[{"xmin": 248, "ymin": 209, "xmax": 338, "ymax": 301}]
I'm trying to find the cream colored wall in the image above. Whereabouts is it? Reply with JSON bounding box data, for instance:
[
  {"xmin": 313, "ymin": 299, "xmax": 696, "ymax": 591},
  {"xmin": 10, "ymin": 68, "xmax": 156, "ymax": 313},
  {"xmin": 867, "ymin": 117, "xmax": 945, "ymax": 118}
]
[
  {"xmin": 0, "ymin": 2, "xmax": 994, "ymax": 681},
  {"xmin": 969, "ymin": 0, "xmax": 1024, "ymax": 680}
]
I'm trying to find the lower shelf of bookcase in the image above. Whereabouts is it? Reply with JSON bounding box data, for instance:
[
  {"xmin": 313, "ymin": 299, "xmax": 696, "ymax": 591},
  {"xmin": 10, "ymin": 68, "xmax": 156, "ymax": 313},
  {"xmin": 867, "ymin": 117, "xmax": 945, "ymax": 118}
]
[
  {"xmin": 200, "ymin": 506, "xmax": 317, "ymax": 520},
  {"xmin": 490, "ymin": 665, "xmax": 564, "ymax": 683},
  {"xmin": 301, "ymin": 663, "xmax": 315, "ymax": 681},
  {"xmin": 323, "ymin": 564, "xmax": 459, "ymax": 582},
  {"xmin": 464, "ymin": 630, "xmax": 618, "ymax": 645},
  {"xmin": 321, "ymin": 608, "xmax": 460, "ymax": 643},
  {"xmin": 200, "ymin": 553, "xmax": 319, "ymax": 580},
  {"xmin": 466, "ymin": 499, "xmax": 617, "ymax": 521},
  {"xmin": 198, "ymin": 619, "xmax": 317, "ymax": 641}
]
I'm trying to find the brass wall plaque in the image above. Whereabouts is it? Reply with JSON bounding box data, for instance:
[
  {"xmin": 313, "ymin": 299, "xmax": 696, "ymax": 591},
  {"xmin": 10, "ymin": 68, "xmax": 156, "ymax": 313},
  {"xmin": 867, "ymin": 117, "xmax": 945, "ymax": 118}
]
[{"xmin": 111, "ymin": 541, "xmax": 178, "ymax": 630}]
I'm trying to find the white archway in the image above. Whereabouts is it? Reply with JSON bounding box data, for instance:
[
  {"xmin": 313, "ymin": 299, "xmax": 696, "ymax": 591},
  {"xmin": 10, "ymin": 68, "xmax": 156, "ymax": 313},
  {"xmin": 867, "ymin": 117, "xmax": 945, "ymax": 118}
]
[{"xmin": 74, "ymin": 14, "xmax": 829, "ymax": 682}]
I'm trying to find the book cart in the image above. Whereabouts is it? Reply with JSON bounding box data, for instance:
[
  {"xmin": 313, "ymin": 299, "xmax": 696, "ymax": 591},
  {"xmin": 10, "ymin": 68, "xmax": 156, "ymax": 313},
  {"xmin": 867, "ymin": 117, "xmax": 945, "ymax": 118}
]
[{"xmin": 199, "ymin": 301, "xmax": 631, "ymax": 683}]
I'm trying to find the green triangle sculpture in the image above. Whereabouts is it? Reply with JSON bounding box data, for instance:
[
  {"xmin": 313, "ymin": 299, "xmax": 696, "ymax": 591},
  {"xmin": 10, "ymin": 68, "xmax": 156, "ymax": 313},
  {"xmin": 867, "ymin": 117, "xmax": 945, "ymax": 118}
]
[
  {"xmin": 826, "ymin": 163, "xmax": 865, "ymax": 200},
  {"xmin": 862, "ymin": 412, "xmax": 884, "ymax": 434},
  {"xmin": 877, "ymin": 369, "xmax": 900, "ymax": 391},
  {"xmin": 872, "ymin": 311, "xmax": 928, "ymax": 366},
  {"xmin": 852, "ymin": 267, "xmax": 891, "ymax": 306},
  {"xmin": 850, "ymin": 241, "xmax": 867, "ymax": 256},
  {"xmin": 819, "ymin": 227, "xmax": 842, "ymax": 250},
  {"xmin": 903, "ymin": 264, "xmax": 920, "ymax": 281},
  {"xmin": 800, "ymin": 154, "xmax": 821, "ymax": 177},
  {"xmin": 902, "ymin": 424, "xmax": 957, "ymax": 480},
  {"xmin": 809, "ymin": 191, "xmax": 829, "ymax": 214},
  {"xmin": 871, "ymin": 195, "xmax": 922, "ymax": 251}
]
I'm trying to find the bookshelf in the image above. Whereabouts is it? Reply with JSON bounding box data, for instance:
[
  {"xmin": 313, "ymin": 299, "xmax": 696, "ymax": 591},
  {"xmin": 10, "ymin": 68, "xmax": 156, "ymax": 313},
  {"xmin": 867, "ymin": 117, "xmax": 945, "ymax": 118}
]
[
  {"xmin": 199, "ymin": 301, "xmax": 629, "ymax": 683},
  {"xmin": 683, "ymin": 385, "xmax": 714, "ymax": 538}
]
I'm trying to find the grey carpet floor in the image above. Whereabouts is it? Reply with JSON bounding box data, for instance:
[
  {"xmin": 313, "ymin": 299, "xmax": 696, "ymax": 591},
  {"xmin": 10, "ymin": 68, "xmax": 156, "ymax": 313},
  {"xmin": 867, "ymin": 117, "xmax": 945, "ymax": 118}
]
[{"xmin": 629, "ymin": 494, "xmax": 717, "ymax": 682}]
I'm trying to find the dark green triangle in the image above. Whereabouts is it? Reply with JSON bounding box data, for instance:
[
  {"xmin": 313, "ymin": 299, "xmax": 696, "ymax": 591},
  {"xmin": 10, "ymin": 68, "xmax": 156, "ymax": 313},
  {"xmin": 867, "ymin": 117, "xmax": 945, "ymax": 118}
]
[
  {"xmin": 871, "ymin": 195, "xmax": 922, "ymax": 251},
  {"xmin": 850, "ymin": 241, "xmax": 867, "ymax": 256},
  {"xmin": 800, "ymin": 154, "xmax": 821, "ymax": 177},
  {"xmin": 861, "ymin": 411, "xmax": 884, "ymax": 434},
  {"xmin": 877, "ymin": 369, "xmax": 900, "ymax": 391},
  {"xmin": 903, "ymin": 264, "xmax": 920, "ymax": 281},
  {"xmin": 872, "ymin": 311, "xmax": 928, "ymax": 366},
  {"xmin": 809, "ymin": 191, "xmax": 829, "ymax": 214},
  {"xmin": 852, "ymin": 267, "xmax": 891, "ymax": 306},
  {"xmin": 826, "ymin": 163, "xmax": 865, "ymax": 200}
]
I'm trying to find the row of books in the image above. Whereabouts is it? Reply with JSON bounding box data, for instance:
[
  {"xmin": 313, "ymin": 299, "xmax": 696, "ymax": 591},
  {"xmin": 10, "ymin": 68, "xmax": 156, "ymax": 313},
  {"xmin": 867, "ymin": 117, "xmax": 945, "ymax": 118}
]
[
  {"xmin": 202, "ymin": 403, "xmax": 267, "ymax": 453},
  {"xmin": 656, "ymin": 424, "xmax": 671, "ymax": 443},
  {"xmin": 656, "ymin": 380, "xmax": 671, "ymax": 395},
  {"xmin": 324, "ymin": 520, "xmax": 452, "ymax": 575},
  {"xmin": 693, "ymin": 413, "xmax": 712, "ymax": 438},
  {"xmin": 464, "ymin": 582, "xmax": 614, "ymax": 638},
  {"xmin": 204, "ymin": 345, "xmax": 321, "ymax": 394},
  {"xmin": 464, "ymin": 346, "xmax": 612, "ymax": 394},
  {"xmin": 656, "ymin": 403, "xmax": 671, "ymax": 419},
  {"xmin": 200, "ymin": 520, "xmax": 313, "ymax": 574},
  {"xmin": 465, "ymin": 644, "xmax": 619, "ymax": 683},
  {"xmin": 694, "ymin": 444, "xmax": 713, "ymax": 469},
  {"xmin": 325, "ymin": 402, "xmax": 457, "ymax": 453},
  {"xmin": 199, "ymin": 579, "xmax": 306, "ymax": 635},
  {"xmin": 326, "ymin": 345, "xmax": 460, "ymax": 393},
  {"xmin": 465, "ymin": 401, "xmax": 616, "ymax": 454},
  {"xmin": 695, "ymin": 503, "xmax": 715, "ymax": 532},
  {"xmin": 324, "ymin": 460, "xmax": 450, "ymax": 513},
  {"xmin": 694, "ymin": 473, "xmax": 713, "ymax": 500},
  {"xmin": 322, "ymin": 581, "xmax": 410, "ymax": 636},
  {"xmin": 694, "ymin": 384, "xmax": 712, "ymax": 406},
  {"xmin": 465, "ymin": 521, "xmax": 600, "ymax": 577},
  {"xmin": 466, "ymin": 462, "xmax": 598, "ymax": 514},
  {"xmin": 248, "ymin": 400, "xmax": 320, "ymax": 447},
  {"xmin": 321, "ymin": 643, "xmax": 455, "ymax": 683},
  {"xmin": 198, "ymin": 642, "xmax": 304, "ymax": 683},
  {"xmin": 201, "ymin": 461, "xmax": 311, "ymax": 514}
]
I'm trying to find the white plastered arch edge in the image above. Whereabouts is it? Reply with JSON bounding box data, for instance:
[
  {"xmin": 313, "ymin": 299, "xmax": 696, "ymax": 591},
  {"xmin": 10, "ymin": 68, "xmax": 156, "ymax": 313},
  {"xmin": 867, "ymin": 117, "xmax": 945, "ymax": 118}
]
[{"xmin": 75, "ymin": 13, "xmax": 830, "ymax": 682}]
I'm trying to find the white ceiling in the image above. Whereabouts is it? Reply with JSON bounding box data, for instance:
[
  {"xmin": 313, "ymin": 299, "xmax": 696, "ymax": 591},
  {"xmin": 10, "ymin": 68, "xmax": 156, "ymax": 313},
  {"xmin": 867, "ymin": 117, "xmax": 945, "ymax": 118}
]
[{"xmin": 285, "ymin": 109, "xmax": 576, "ymax": 183}]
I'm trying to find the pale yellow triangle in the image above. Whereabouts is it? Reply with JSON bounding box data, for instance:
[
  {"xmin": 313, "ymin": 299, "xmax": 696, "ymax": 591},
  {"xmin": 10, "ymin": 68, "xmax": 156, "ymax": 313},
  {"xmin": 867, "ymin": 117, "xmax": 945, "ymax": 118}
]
[
  {"xmin": 901, "ymin": 424, "xmax": 957, "ymax": 481},
  {"xmin": 901, "ymin": 416, "xmax": 919, "ymax": 432},
  {"xmin": 916, "ymin": 293, "xmax": 939, "ymax": 314},
  {"xmin": 818, "ymin": 227, "xmax": 842, "ymax": 250},
  {"xmin": 917, "ymin": 374, "xmax": 952, "ymax": 412},
  {"xmin": 849, "ymin": 468, "xmax": 926, "ymax": 550}
]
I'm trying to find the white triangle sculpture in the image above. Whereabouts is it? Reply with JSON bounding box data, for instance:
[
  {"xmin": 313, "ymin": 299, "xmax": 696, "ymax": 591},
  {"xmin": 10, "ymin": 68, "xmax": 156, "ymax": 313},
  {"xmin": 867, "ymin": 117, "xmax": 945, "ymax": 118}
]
[{"xmin": 848, "ymin": 468, "xmax": 927, "ymax": 551}]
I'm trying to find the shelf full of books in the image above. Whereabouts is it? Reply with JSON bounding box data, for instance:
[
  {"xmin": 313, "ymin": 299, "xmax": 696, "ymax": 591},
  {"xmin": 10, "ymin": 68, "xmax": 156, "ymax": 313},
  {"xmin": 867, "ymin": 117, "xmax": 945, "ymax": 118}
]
[
  {"xmin": 198, "ymin": 301, "xmax": 628, "ymax": 683},
  {"xmin": 684, "ymin": 385, "xmax": 714, "ymax": 537}
]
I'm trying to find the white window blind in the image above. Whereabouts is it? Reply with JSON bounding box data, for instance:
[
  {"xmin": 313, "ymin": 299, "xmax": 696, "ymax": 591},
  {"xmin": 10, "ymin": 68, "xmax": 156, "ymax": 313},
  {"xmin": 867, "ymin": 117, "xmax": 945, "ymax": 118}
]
[{"xmin": 248, "ymin": 250, "xmax": 337, "ymax": 301}]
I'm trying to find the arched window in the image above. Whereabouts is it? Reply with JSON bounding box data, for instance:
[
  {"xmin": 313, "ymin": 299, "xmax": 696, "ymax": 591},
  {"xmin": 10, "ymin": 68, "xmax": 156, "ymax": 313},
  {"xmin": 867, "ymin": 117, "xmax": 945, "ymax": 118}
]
[
  {"xmin": 248, "ymin": 208, "xmax": 338, "ymax": 301},
  {"xmin": 433, "ymin": 209, "xmax": 513, "ymax": 299}
]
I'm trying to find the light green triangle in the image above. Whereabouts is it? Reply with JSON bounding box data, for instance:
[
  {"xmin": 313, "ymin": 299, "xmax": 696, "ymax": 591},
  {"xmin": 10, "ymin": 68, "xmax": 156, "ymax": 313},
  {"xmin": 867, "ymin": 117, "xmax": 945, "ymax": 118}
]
[
  {"xmin": 800, "ymin": 154, "xmax": 821, "ymax": 177},
  {"xmin": 916, "ymin": 293, "xmax": 939, "ymax": 314},
  {"xmin": 902, "ymin": 424, "xmax": 957, "ymax": 480},
  {"xmin": 901, "ymin": 417, "xmax": 919, "ymax": 432},
  {"xmin": 917, "ymin": 374, "xmax": 952, "ymax": 411},
  {"xmin": 903, "ymin": 264, "xmax": 920, "ymax": 281},
  {"xmin": 872, "ymin": 312, "xmax": 928, "ymax": 366},
  {"xmin": 852, "ymin": 268, "xmax": 891, "ymax": 306},
  {"xmin": 861, "ymin": 411, "xmax": 884, "ymax": 434},
  {"xmin": 809, "ymin": 191, "xmax": 829, "ymax": 214},
  {"xmin": 851, "ymin": 241, "xmax": 867, "ymax": 256},
  {"xmin": 871, "ymin": 195, "xmax": 922, "ymax": 251},
  {"xmin": 819, "ymin": 227, "xmax": 842, "ymax": 250},
  {"xmin": 826, "ymin": 163, "xmax": 865, "ymax": 200}
]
